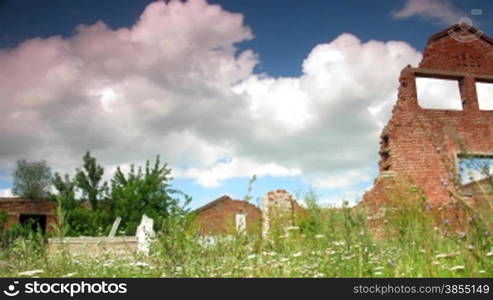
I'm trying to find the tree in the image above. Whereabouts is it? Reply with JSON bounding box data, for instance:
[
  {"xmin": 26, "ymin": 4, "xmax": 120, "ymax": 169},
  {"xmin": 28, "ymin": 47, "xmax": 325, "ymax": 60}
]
[
  {"xmin": 52, "ymin": 173, "xmax": 77, "ymax": 211},
  {"xmin": 75, "ymin": 151, "xmax": 108, "ymax": 210},
  {"xmin": 12, "ymin": 159, "xmax": 52, "ymax": 199},
  {"xmin": 110, "ymin": 156, "xmax": 191, "ymax": 234}
]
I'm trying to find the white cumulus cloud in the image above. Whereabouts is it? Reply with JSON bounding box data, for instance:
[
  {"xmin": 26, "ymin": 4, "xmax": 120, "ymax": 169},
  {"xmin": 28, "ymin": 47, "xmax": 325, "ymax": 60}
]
[{"xmin": 0, "ymin": 0, "xmax": 422, "ymax": 194}]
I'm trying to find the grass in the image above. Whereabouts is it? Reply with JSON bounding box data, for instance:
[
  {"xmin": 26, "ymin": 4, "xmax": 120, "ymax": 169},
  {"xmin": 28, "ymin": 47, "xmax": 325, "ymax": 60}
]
[{"xmin": 0, "ymin": 186, "xmax": 492, "ymax": 278}]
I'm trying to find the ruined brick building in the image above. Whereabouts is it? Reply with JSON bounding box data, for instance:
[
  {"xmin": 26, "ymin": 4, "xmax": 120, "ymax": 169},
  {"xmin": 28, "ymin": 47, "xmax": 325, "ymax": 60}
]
[
  {"xmin": 0, "ymin": 198, "xmax": 57, "ymax": 232},
  {"xmin": 193, "ymin": 195, "xmax": 262, "ymax": 235},
  {"xmin": 364, "ymin": 24, "xmax": 493, "ymax": 210}
]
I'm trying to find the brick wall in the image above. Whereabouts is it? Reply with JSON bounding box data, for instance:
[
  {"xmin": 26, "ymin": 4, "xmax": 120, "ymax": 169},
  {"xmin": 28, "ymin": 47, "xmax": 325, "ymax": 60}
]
[{"xmin": 363, "ymin": 25, "xmax": 493, "ymax": 213}]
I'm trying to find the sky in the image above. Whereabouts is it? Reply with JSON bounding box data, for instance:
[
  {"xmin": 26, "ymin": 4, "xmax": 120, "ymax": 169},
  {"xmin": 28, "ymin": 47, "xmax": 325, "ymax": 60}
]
[{"xmin": 1, "ymin": 0, "xmax": 493, "ymax": 209}]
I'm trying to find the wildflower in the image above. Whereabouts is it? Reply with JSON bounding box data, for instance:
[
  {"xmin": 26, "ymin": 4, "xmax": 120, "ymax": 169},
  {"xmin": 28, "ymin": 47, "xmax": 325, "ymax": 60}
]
[
  {"xmin": 292, "ymin": 252, "xmax": 302, "ymax": 258},
  {"xmin": 325, "ymin": 249, "xmax": 336, "ymax": 255},
  {"xmin": 435, "ymin": 252, "xmax": 457, "ymax": 259},
  {"xmin": 479, "ymin": 270, "xmax": 486, "ymax": 274},
  {"xmin": 279, "ymin": 257, "xmax": 289, "ymax": 262},
  {"xmin": 18, "ymin": 270, "xmax": 43, "ymax": 277},
  {"xmin": 467, "ymin": 244, "xmax": 475, "ymax": 250},
  {"xmin": 175, "ymin": 266, "xmax": 183, "ymax": 272},
  {"xmin": 458, "ymin": 231, "xmax": 466, "ymax": 238},
  {"xmin": 102, "ymin": 261, "xmax": 113, "ymax": 267},
  {"xmin": 130, "ymin": 261, "xmax": 150, "ymax": 267},
  {"xmin": 486, "ymin": 251, "xmax": 493, "ymax": 257},
  {"xmin": 450, "ymin": 265, "xmax": 465, "ymax": 272},
  {"xmin": 247, "ymin": 254, "xmax": 257, "ymax": 260},
  {"xmin": 315, "ymin": 234, "xmax": 325, "ymax": 239},
  {"xmin": 286, "ymin": 226, "xmax": 300, "ymax": 231},
  {"xmin": 374, "ymin": 271, "xmax": 383, "ymax": 276}
]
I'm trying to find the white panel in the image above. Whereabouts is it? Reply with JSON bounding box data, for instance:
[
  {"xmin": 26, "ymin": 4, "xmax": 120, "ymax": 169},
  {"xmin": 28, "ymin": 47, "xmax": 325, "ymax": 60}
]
[{"xmin": 235, "ymin": 213, "xmax": 246, "ymax": 233}]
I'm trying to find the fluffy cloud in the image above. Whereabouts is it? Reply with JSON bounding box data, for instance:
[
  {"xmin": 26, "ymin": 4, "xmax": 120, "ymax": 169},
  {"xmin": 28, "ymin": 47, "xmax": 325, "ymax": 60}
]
[
  {"xmin": 234, "ymin": 34, "xmax": 421, "ymax": 189},
  {"xmin": 0, "ymin": 0, "xmax": 255, "ymax": 170},
  {"xmin": 0, "ymin": 189, "xmax": 13, "ymax": 197},
  {"xmin": 0, "ymin": 0, "xmax": 422, "ymax": 194},
  {"xmin": 392, "ymin": 0, "xmax": 464, "ymax": 25}
]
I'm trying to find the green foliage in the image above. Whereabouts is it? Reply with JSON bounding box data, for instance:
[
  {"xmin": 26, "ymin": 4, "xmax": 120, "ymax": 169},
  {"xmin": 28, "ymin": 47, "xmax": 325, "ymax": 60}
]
[
  {"xmin": 0, "ymin": 211, "xmax": 7, "ymax": 229},
  {"xmin": 75, "ymin": 151, "xmax": 108, "ymax": 210},
  {"xmin": 67, "ymin": 208, "xmax": 112, "ymax": 236},
  {"xmin": 52, "ymin": 173, "xmax": 78, "ymax": 211},
  {"xmin": 299, "ymin": 189, "xmax": 323, "ymax": 233},
  {"xmin": 48, "ymin": 152, "xmax": 191, "ymax": 237},
  {"xmin": 0, "ymin": 222, "xmax": 45, "ymax": 252},
  {"xmin": 110, "ymin": 156, "xmax": 191, "ymax": 234},
  {"xmin": 12, "ymin": 159, "xmax": 52, "ymax": 199}
]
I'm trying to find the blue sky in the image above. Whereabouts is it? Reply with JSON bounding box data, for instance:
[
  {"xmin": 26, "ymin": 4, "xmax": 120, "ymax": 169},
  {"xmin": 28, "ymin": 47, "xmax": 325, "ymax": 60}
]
[{"xmin": 1, "ymin": 0, "xmax": 493, "ymax": 209}]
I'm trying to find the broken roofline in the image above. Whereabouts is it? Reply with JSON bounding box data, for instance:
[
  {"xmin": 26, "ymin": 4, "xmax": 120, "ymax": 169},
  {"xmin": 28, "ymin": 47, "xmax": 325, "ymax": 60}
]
[
  {"xmin": 193, "ymin": 195, "xmax": 257, "ymax": 214},
  {"xmin": 428, "ymin": 24, "xmax": 493, "ymax": 46}
]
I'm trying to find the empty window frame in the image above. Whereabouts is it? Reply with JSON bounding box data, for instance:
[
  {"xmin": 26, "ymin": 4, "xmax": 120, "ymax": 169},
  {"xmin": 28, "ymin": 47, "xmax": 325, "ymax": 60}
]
[
  {"xmin": 416, "ymin": 77, "xmax": 463, "ymax": 110},
  {"xmin": 476, "ymin": 81, "xmax": 493, "ymax": 110},
  {"xmin": 457, "ymin": 154, "xmax": 493, "ymax": 185}
]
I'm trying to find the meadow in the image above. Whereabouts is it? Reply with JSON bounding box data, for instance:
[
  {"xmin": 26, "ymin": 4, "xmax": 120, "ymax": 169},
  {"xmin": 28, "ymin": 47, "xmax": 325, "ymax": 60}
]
[{"xmin": 0, "ymin": 188, "xmax": 492, "ymax": 278}]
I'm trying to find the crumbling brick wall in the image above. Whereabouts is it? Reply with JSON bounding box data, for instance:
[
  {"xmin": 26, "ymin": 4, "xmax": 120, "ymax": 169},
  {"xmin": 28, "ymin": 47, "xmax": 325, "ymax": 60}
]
[
  {"xmin": 261, "ymin": 189, "xmax": 304, "ymax": 236},
  {"xmin": 364, "ymin": 25, "xmax": 493, "ymax": 210}
]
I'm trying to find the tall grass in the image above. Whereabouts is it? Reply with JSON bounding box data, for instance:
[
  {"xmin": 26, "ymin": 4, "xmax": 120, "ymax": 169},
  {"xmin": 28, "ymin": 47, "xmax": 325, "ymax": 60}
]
[{"xmin": 0, "ymin": 186, "xmax": 491, "ymax": 278}]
